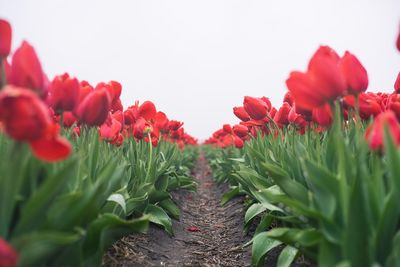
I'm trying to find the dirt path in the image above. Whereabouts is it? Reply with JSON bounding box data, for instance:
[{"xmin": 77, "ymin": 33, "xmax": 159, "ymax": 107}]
[{"xmin": 103, "ymin": 154, "xmax": 252, "ymax": 267}]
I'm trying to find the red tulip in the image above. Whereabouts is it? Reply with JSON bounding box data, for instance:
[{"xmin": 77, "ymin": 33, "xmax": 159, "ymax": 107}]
[
  {"xmin": 9, "ymin": 41, "xmax": 46, "ymax": 97},
  {"xmin": 234, "ymin": 135, "xmax": 244, "ymax": 149},
  {"xmin": 111, "ymin": 98, "xmax": 123, "ymax": 112},
  {"xmin": 97, "ymin": 81, "xmax": 123, "ymax": 112},
  {"xmin": 288, "ymin": 46, "xmax": 346, "ymax": 110},
  {"xmin": 138, "ymin": 101, "xmax": 156, "ymax": 121},
  {"xmin": 274, "ymin": 102, "xmax": 291, "ymax": 125},
  {"xmin": 365, "ymin": 111, "xmax": 400, "ymax": 151},
  {"xmin": 223, "ymin": 124, "xmax": 232, "ymax": 134},
  {"xmin": 308, "ymin": 46, "xmax": 346, "ymax": 99},
  {"xmin": 233, "ymin": 106, "xmax": 251, "ymax": 122},
  {"xmin": 0, "ymin": 238, "xmax": 18, "ymax": 267},
  {"xmin": 312, "ymin": 104, "xmax": 333, "ymax": 127},
  {"xmin": 286, "ymin": 71, "xmax": 320, "ymax": 110},
  {"xmin": 339, "ymin": 51, "xmax": 368, "ymax": 94},
  {"xmin": 77, "ymin": 81, "xmax": 94, "ymax": 103},
  {"xmin": 99, "ymin": 112, "xmax": 122, "ymax": 140},
  {"xmin": 75, "ymin": 88, "xmax": 111, "ymax": 126},
  {"xmin": 0, "ymin": 86, "xmax": 71, "ymax": 161},
  {"xmin": 283, "ymin": 92, "xmax": 294, "ymax": 106},
  {"xmin": 0, "ymin": 86, "xmax": 51, "ymax": 141},
  {"xmin": 394, "ymin": 72, "xmax": 400, "ymax": 93},
  {"xmin": 260, "ymin": 97, "xmax": 272, "ymax": 111},
  {"xmin": 133, "ymin": 117, "xmax": 147, "ymax": 139},
  {"xmin": 62, "ymin": 111, "xmax": 77, "ymax": 127},
  {"xmin": 154, "ymin": 111, "xmax": 169, "ymax": 133},
  {"xmin": 397, "ymin": 25, "xmax": 400, "ymax": 52},
  {"xmin": 232, "ymin": 124, "xmax": 248, "ymax": 137},
  {"xmin": 243, "ymin": 96, "xmax": 269, "ymax": 120},
  {"xmin": 169, "ymin": 120, "xmax": 183, "ymax": 131},
  {"xmin": 30, "ymin": 133, "xmax": 71, "ymax": 162},
  {"xmin": 288, "ymin": 106, "xmax": 307, "ymax": 128},
  {"xmin": 48, "ymin": 73, "xmax": 80, "ymax": 112},
  {"xmin": 0, "ymin": 19, "xmax": 12, "ymax": 58}
]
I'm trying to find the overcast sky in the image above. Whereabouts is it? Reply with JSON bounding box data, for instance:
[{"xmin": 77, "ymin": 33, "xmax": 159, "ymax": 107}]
[{"xmin": 1, "ymin": 0, "xmax": 399, "ymax": 139}]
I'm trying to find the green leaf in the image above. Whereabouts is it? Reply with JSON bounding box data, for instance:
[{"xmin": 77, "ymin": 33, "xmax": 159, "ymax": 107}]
[
  {"xmin": 159, "ymin": 199, "xmax": 180, "ymax": 219},
  {"xmin": 221, "ymin": 186, "xmax": 240, "ymax": 205},
  {"xmin": 262, "ymin": 163, "xmax": 309, "ymax": 205},
  {"xmin": 277, "ymin": 245, "xmax": 298, "ymax": 267},
  {"xmin": 11, "ymin": 230, "xmax": 82, "ymax": 267},
  {"xmin": 145, "ymin": 204, "xmax": 173, "ymax": 235},
  {"xmin": 252, "ymin": 232, "xmax": 282, "ymax": 267},
  {"xmin": 267, "ymin": 228, "xmax": 321, "ymax": 247},
  {"xmin": 82, "ymin": 213, "xmax": 149, "ymax": 266},
  {"xmin": 12, "ymin": 160, "xmax": 77, "ymax": 237},
  {"xmin": 107, "ymin": 193, "xmax": 127, "ymax": 214},
  {"xmin": 244, "ymin": 203, "xmax": 266, "ymax": 232}
]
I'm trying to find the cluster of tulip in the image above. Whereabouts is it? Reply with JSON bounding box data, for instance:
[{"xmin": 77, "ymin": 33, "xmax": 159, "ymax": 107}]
[
  {"xmin": 0, "ymin": 18, "xmax": 197, "ymax": 267},
  {"xmin": 0, "ymin": 18, "xmax": 196, "ymax": 164},
  {"xmin": 206, "ymin": 45, "xmax": 400, "ymax": 152}
]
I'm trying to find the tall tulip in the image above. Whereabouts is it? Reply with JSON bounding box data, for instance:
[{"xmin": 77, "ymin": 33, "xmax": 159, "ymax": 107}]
[
  {"xmin": 0, "ymin": 238, "xmax": 18, "ymax": 267},
  {"xmin": 243, "ymin": 96, "xmax": 269, "ymax": 120},
  {"xmin": 9, "ymin": 41, "xmax": 46, "ymax": 97},
  {"xmin": 233, "ymin": 106, "xmax": 250, "ymax": 121},
  {"xmin": 48, "ymin": 73, "xmax": 80, "ymax": 113},
  {"xmin": 339, "ymin": 51, "xmax": 368, "ymax": 94},
  {"xmin": 0, "ymin": 19, "xmax": 11, "ymax": 58},
  {"xmin": 365, "ymin": 111, "xmax": 400, "ymax": 151},
  {"xmin": 75, "ymin": 87, "xmax": 111, "ymax": 126},
  {"xmin": 394, "ymin": 72, "xmax": 400, "ymax": 93}
]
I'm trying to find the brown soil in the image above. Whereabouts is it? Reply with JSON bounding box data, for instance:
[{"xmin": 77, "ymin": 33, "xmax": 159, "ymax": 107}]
[{"xmin": 102, "ymin": 155, "xmax": 314, "ymax": 267}]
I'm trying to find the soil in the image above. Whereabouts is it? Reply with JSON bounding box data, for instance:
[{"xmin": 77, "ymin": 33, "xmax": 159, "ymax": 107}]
[{"xmin": 102, "ymin": 155, "xmax": 315, "ymax": 267}]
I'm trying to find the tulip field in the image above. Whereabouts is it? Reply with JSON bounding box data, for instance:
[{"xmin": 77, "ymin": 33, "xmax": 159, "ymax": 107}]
[{"xmin": 1, "ymin": 17, "xmax": 400, "ymax": 267}]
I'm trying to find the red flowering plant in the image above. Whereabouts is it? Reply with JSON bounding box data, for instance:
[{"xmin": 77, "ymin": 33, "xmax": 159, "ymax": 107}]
[
  {"xmin": 204, "ymin": 44, "xmax": 400, "ymax": 266},
  {"xmin": 0, "ymin": 18, "xmax": 198, "ymax": 267}
]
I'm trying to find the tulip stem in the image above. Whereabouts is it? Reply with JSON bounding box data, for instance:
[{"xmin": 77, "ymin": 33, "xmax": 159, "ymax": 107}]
[
  {"xmin": 146, "ymin": 132, "xmax": 153, "ymax": 182},
  {"xmin": 354, "ymin": 94, "xmax": 361, "ymax": 140},
  {"xmin": 0, "ymin": 59, "xmax": 6, "ymax": 89}
]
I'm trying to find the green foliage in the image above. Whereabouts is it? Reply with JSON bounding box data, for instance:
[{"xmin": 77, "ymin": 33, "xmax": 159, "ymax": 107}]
[
  {"xmin": 0, "ymin": 128, "xmax": 198, "ymax": 266},
  {"xmin": 205, "ymin": 106, "xmax": 400, "ymax": 266}
]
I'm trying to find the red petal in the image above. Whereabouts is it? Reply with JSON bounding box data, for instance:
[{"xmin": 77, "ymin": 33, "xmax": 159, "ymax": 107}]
[
  {"xmin": 187, "ymin": 227, "xmax": 201, "ymax": 232},
  {"xmin": 30, "ymin": 136, "xmax": 72, "ymax": 162}
]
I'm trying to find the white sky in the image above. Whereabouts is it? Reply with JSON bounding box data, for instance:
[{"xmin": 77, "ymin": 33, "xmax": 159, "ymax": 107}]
[{"xmin": 1, "ymin": 0, "xmax": 399, "ymax": 139}]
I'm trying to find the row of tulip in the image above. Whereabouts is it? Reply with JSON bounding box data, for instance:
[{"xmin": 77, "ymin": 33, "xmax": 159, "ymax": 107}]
[
  {"xmin": 0, "ymin": 19, "xmax": 198, "ymax": 267},
  {"xmin": 205, "ymin": 41, "xmax": 400, "ymax": 266}
]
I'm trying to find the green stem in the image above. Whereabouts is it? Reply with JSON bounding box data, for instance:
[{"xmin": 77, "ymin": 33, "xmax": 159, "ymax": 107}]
[
  {"xmin": 146, "ymin": 132, "xmax": 153, "ymax": 182},
  {"xmin": 0, "ymin": 58, "xmax": 6, "ymax": 89}
]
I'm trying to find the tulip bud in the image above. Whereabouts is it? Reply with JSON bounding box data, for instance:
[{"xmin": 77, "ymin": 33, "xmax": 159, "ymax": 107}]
[
  {"xmin": 0, "ymin": 19, "xmax": 12, "ymax": 58},
  {"xmin": 0, "ymin": 238, "xmax": 18, "ymax": 267},
  {"xmin": 232, "ymin": 124, "xmax": 248, "ymax": 137},
  {"xmin": 394, "ymin": 72, "xmax": 400, "ymax": 93},
  {"xmin": 233, "ymin": 106, "xmax": 250, "ymax": 121},
  {"xmin": 9, "ymin": 41, "xmax": 46, "ymax": 97},
  {"xmin": 339, "ymin": 51, "xmax": 368, "ymax": 94},
  {"xmin": 0, "ymin": 85, "xmax": 51, "ymax": 141},
  {"xmin": 169, "ymin": 120, "xmax": 183, "ymax": 131},
  {"xmin": 274, "ymin": 102, "xmax": 291, "ymax": 125},
  {"xmin": 234, "ymin": 135, "xmax": 244, "ymax": 149},
  {"xmin": 223, "ymin": 124, "xmax": 232, "ymax": 134},
  {"xmin": 48, "ymin": 73, "xmax": 80, "ymax": 112},
  {"xmin": 365, "ymin": 111, "xmax": 400, "ymax": 151},
  {"xmin": 243, "ymin": 96, "xmax": 268, "ymax": 120},
  {"xmin": 312, "ymin": 104, "xmax": 333, "ymax": 127},
  {"xmin": 397, "ymin": 25, "xmax": 400, "ymax": 52},
  {"xmin": 75, "ymin": 88, "xmax": 111, "ymax": 126},
  {"xmin": 138, "ymin": 101, "xmax": 156, "ymax": 121}
]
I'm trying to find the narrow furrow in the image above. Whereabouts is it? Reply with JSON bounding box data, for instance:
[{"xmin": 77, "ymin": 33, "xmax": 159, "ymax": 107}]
[{"xmin": 103, "ymin": 155, "xmax": 251, "ymax": 267}]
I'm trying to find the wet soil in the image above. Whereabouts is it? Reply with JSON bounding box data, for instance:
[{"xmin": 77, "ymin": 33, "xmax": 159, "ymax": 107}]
[{"xmin": 102, "ymin": 155, "xmax": 314, "ymax": 267}]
